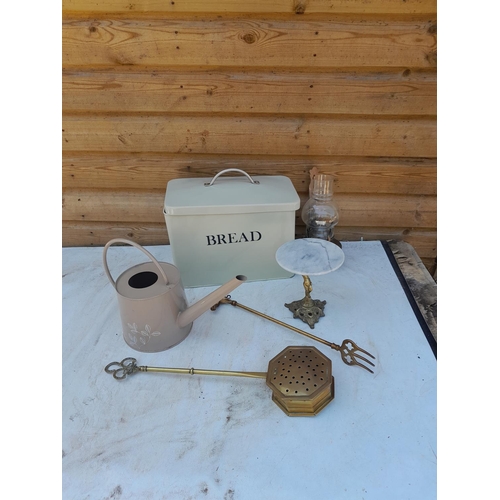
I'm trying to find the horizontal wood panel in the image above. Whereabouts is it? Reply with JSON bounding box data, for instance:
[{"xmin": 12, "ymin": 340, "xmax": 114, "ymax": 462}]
[
  {"xmin": 62, "ymin": 17, "xmax": 437, "ymax": 69},
  {"xmin": 63, "ymin": 0, "xmax": 437, "ymax": 15},
  {"xmin": 63, "ymin": 68, "xmax": 436, "ymax": 115},
  {"xmin": 62, "ymin": 189, "xmax": 436, "ymax": 227},
  {"xmin": 342, "ymin": 229, "xmax": 435, "ymax": 258},
  {"xmin": 61, "ymin": 221, "xmax": 436, "ymax": 258},
  {"xmin": 296, "ymin": 192, "xmax": 435, "ymax": 226},
  {"xmin": 62, "ymin": 221, "xmax": 168, "ymax": 246},
  {"xmin": 62, "ymin": 116, "xmax": 436, "ymax": 157},
  {"xmin": 61, "ymin": 4, "xmax": 437, "ymax": 276},
  {"xmin": 62, "ymin": 153, "xmax": 437, "ymax": 195}
]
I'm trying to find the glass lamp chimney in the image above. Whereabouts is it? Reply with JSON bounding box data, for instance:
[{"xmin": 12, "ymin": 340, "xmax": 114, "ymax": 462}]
[{"xmin": 301, "ymin": 174, "xmax": 340, "ymax": 243}]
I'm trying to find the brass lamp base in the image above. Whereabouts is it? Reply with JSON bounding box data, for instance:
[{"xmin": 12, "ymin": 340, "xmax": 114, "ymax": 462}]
[{"xmin": 285, "ymin": 275, "xmax": 326, "ymax": 329}]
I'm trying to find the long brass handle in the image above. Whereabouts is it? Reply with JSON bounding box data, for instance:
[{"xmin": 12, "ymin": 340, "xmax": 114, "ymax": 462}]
[
  {"xmin": 142, "ymin": 366, "xmax": 267, "ymax": 379},
  {"xmin": 104, "ymin": 358, "xmax": 266, "ymax": 380},
  {"xmin": 214, "ymin": 297, "xmax": 341, "ymax": 351}
]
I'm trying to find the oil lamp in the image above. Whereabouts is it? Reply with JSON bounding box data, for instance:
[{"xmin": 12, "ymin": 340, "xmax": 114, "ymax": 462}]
[{"xmin": 301, "ymin": 174, "xmax": 341, "ymax": 247}]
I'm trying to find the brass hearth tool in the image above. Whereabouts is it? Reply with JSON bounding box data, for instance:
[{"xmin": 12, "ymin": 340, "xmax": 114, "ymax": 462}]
[
  {"xmin": 211, "ymin": 296, "xmax": 376, "ymax": 374},
  {"xmin": 105, "ymin": 346, "xmax": 335, "ymax": 417}
]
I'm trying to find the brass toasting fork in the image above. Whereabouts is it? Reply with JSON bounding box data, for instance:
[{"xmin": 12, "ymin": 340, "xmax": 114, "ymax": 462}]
[{"xmin": 211, "ymin": 296, "xmax": 376, "ymax": 374}]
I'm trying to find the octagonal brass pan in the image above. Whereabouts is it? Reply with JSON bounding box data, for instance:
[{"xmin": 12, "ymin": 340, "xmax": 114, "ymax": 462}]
[{"xmin": 266, "ymin": 346, "xmax": 335, "ymax": 416}]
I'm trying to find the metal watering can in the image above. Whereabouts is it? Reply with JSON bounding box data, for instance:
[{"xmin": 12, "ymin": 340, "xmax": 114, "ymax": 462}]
[{"xmin": 103, "ymin": 238, "xmax": 247, "ymax": 352}]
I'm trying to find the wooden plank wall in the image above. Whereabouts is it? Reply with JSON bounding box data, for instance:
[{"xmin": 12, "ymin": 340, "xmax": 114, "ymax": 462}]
[{"xmin": 62, "ymin": 0, "xmax": 437, "ymax": 275}]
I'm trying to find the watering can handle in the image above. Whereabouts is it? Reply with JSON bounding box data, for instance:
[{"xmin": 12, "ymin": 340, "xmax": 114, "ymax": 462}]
[
  {"xmin": 102, "ymin": 238, "xmax": 169, "ymax": 290},
  {"xmin": 204, "ymin": 169, "xmax": 259, "ymax": 186}
]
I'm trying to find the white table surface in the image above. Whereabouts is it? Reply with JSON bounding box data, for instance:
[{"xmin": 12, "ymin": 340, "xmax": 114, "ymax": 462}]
[{"xmin": 62, "ymin": 241, "xmax": 436, "ymax": 500}]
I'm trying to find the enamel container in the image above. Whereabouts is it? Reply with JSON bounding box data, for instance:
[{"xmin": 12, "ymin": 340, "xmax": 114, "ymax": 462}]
[{"xmin": 163, "ymin": 169, "xmax": 300, "ymax": 287}]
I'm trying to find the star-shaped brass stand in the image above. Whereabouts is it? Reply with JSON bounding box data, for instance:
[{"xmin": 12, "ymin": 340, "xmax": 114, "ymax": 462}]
[{"xmin": 284, "ymin": 274, "xmax": 326, "ymax": 329}]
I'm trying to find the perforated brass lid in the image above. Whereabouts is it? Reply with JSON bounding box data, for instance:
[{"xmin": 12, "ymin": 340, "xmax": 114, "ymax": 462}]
[{"xmin": 266, "ymin": 346, "xmax": 334, "ymax": 416}]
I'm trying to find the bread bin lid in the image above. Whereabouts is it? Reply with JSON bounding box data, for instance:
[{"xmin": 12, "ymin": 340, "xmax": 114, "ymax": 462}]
[{"xmin": 163, "ymin": 169, "xmax": 300, "ymax": 216}]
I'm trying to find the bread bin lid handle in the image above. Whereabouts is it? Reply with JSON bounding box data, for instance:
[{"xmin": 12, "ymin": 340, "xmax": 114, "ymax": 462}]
[{"xmin": 203, "ymin": 169, "xmax": 260, "ymax": 187}]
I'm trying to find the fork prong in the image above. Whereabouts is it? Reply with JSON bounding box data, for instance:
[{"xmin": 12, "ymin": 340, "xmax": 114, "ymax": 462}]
[
  {"xmin": 352, "ymin": 353, "xmax": 376, "ymax": 367},
  {"xmin": 342, "ymin": 339, "xmax": 375, "ymax": 359},
  {"xmin": 354, "ymin": 361, "xmax": 374, "ymax": 374},
  {"xmin": 355, "ymin": 346, "xmax": 376, "ymax": 360},
  {"xmin": 339, "ymin": 339, "xmax": 376, "ymax": 373},
  {"xmin": 340, "ymin": 353, "xmax": 375, "ymax": 373}
]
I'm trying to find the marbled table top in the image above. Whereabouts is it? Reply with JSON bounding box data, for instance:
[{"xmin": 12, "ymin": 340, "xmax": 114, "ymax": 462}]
[{"xmin": 275, "ymin": 238, "xmax": 345, "ymax": 275}]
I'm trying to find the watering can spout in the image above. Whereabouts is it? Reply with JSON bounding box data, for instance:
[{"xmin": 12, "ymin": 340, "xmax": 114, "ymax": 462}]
[{"xmin": 176, "ymin": 275, "xmax": 247, "ymax": 328}]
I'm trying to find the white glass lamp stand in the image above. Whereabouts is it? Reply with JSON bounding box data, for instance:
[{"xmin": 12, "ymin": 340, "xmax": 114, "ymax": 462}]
[{"xmin": 275, "ymin": 238, "xmax": 345, "ymax": 329}]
